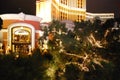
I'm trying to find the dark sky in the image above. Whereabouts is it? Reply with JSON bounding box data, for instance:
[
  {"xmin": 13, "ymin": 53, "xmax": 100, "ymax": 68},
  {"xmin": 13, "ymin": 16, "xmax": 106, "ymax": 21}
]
[
  {"xmin": 87, "ymin": 0, "xmax": 120, "ymax": 18},
  {"xmin": 0, "ymin": 0, "xmax": 36, "ymax": 15},
  {"xmin": 0, "ymin": 0, "xmax": 120, "ymax": 18}
]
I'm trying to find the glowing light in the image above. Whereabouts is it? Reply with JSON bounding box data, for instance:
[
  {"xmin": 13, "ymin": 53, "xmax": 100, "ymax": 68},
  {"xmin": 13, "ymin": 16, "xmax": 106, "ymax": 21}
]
[
  {"xmin": 87, "ymin": 33, "xmax": 103, "ymax": 48},
  {"xmin": 36, "ymin": 0, "xmax": 52, "ymax": 22},
  {"xmin": 15, "ymin": 54, "xmax": 19, "ymax": 58},
  {"xmin": 46, "ymin": 65, "xmax": 57, "ymax": 79},
  {"xmin": 62, "ymin": 52, "xmax": 109, "ymax": 72},
  {"xmin": 55, "ymin": 0, "xmax": 59, "ymax": 3},
  {"xmin": 15, "ymin": 29, "xmax": 29, "ymax": 35},
  {"xmin": 6, "ymin": 45, "xmax": 11, "ymax": 54},
  {"xmin": 43, "ymin": 39, "xmax": 48, "ymax": 50}
]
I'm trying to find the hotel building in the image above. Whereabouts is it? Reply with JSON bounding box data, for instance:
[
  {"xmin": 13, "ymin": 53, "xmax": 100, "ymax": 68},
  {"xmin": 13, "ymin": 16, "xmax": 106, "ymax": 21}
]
[
  {"xmin": 0, "ymin": 13, "xmax": 43, "ymax": 54},
  {"xmin": 0, "ymin": 0, "xmax": 114, "ymax": 54},
  {"xmin": 36, "ymin": 0, "xmax": 86, "ymax": 22},
  {"xmin": 36, "ymin": 0, "xmax": 114, "ymax": 23}
]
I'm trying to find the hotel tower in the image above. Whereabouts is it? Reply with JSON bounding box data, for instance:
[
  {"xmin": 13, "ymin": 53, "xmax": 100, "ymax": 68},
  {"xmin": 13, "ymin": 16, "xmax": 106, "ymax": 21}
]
[{"xmin": 36, "ymin": 0, "xmax": 86, "ymax": 22}]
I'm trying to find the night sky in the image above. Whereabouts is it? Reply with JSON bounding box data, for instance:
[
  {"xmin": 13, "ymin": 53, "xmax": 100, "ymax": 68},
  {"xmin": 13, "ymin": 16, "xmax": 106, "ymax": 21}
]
[
  {"xmin": 0, "ymin": 0, "xmax": 120, "ymax": 18},
  {"xmin": 87, "ymin": 0, "xmax": 120, "ymax": 18},
  {"xmin": 0, "ymin": 0, "xmax": 36, "ymax": 15}
]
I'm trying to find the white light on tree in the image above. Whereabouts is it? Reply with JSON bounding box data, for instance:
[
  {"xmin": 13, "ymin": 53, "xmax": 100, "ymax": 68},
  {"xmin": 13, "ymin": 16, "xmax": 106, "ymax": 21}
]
[{"xmin": 42, "ymin": 39, "xmax": 48, "ymax": 52}]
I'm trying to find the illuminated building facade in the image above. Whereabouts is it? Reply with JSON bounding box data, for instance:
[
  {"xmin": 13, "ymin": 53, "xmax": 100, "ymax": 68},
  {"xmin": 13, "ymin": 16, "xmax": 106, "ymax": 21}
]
[
  {"xmin": 0, "ymin": 13, "xmax": 43, "ymax": 54},
  {"xmin": 0, "ymin": 0, "xmax": 115, "ymax": 54},
  {"xmin": 36, "ymin": 0, "xmax": 86, "ymax": 22},
  {"xmin": 36, "ymin": 0, "xmax": 114, "ymax": 22},
  {"xmin": 86, "ymin": 12, "xmax": 114, "ymax": 22}
]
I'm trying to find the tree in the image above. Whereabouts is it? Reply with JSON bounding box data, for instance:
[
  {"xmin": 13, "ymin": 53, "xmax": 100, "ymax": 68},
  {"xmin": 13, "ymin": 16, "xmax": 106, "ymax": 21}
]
[
  {"xmin": 0, "ymin": 19, "xmax": 118, "ymax": 80},
  {"xmin": 38, "ymin": 20, "xmax": 113, "ymax": 80}
]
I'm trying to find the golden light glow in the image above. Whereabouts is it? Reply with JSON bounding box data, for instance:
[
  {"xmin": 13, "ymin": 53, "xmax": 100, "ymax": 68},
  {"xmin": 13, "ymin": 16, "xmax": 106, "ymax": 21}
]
[
  {"xmin": 87, "ymin": 33, "xmax": 103, "ymax": 48},
  {"xmin": 46, "ymin": 66, "xmax": 56, "ymax": 78},
  {"xmin": 36, "ymin": 0, "xmax": 52, "ymax": 22},
  {"xmin": 36, "ymin": 0, "xmax": 86, "ymax": 22},
  {"xmin": 36, "ymin": 0, "xmax": 114, "ymax": 22},
  {"xmin": 55, "ymin": 0, "xmax": 59, "ymax": 3}
]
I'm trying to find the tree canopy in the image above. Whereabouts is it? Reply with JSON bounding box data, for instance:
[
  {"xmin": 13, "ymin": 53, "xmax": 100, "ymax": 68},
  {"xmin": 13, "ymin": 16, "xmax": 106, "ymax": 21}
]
[{"xmin": 0, "ymin": 18, "xmax": 120, "ymax": 80}]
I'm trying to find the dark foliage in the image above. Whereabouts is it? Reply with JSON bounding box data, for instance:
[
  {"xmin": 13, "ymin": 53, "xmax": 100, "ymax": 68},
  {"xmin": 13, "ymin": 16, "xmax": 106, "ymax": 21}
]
[
  {"xmin": 0, "ymin": 17, "xmax": 3, "ymax": 30},
  {"xmin": 0, "ymin": 18, "xmax": 120, "ymax": 80},
  {"xmin": 64, "ymin": 64, "xmax": 81, "ymax": 80},
  {"xmin": 0, "ymin": 49, "xmax": 53, "ymax": 80}
]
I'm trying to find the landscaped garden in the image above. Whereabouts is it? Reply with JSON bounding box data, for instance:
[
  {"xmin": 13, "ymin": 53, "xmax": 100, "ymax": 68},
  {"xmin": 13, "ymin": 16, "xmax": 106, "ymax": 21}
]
[{"xmin": 0, "ymin": 18, "xmax": 120, "ymax": 80}]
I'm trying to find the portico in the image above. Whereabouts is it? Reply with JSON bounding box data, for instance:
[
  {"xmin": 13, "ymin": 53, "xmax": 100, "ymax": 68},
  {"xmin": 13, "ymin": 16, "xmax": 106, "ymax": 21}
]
[{"xmin": 0, "ymin": 13, "xmax": 42, "ymax": 54}]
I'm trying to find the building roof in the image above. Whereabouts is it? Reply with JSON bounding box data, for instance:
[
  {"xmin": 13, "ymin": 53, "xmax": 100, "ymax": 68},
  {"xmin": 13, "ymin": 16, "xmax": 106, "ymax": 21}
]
[{"xmin": 0, "ymin": 12, "xmax": 42, "ymax": 22}]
